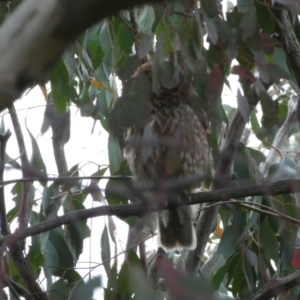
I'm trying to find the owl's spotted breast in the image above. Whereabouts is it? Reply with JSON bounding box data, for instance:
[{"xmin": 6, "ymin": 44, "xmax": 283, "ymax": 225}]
[
  {"xmin": 125, "ymin": 102, "xmax": 209, "ymax": 189},
  {"xmin": 124, "ymin": 92, "xmax": 209, "ymax": 251}
]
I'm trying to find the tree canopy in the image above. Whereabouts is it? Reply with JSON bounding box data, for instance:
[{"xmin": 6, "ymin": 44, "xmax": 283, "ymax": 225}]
[{"xmin": 1, "ymin": 0, "xmax": 300, "ymax": 299}]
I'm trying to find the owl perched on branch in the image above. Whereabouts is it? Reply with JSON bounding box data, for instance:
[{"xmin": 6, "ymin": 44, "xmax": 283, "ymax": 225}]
[{"xmin": 114, "ymin": 62, "xmax": 209, "ymax": 251}]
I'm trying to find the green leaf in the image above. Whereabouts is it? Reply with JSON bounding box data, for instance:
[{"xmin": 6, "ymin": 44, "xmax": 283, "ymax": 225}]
[
  {"xmin": 205, "ymin": 65, "xmax": 224, "ymax": 107},
  {"xmin": 107, "ymin": 261, "xmax": 118, "ymax": 292},
  {"xmin": 99, "ymin": 21, "xmax": 112, "ymax": 52},
  {"xmin": 240, "ymin": 6, "xmax": 257, "ymax": 41},
  {"xmin": 227, "ymin": 253, "xmax": 243, "ymax": 296},
  {"xmin": 89, "ymin": 38, "xmax": 104, "ymax": 69},
  {"xmin": 0, "ymin": 117, "xmax": 4, "ymax": 134},
  {"xmin": 118, "ymin": 20, "xmax": 134, "ymax": 55},
  {"xmin": 63, "ymin": 192, "xmax": 90, "ymax": 260},
  {"xmin": 237, "ymin": 89, "xmax": 251, "ymax": 122},
  {"xmin": 49, "ymin": 270, "xmax": 82, "ymax": 300},
  {"xmin": 137, "ymin": 6, "xmax": 155, "ymax": 33},
  {"xmin": 279, "ymin": 228, "xmax": 295, "ymax": 271},
  {"xmin": 10, "ymin": 182, "xmax": 35, "ymax": 213},
  {"xmin": 247, "ymin": 148, "xmax": 265, "ymax": 165},
  {"xmin": 255, "ymin": 1, "xmax": 274, "ymax": 34},
  {"xmin": 62, "ymin": 45, "xmax": 78, "ymax": 82},
  {"xmin": 273, "ymin": 47, "xmax": 291, "ymax": 78},
  {"xmin": 103, "ymin": 46, "xmax": 122, "ymax": 76},
  {"xmin": 268, "ymin": 156, "xmax": 300, "ymax": 182},
  {"xmin": 41, "ymin": 183, "xmax": 60, "ymax": 217},
  {"xmin": 218, "ymin": 225, "xmax": 240, "ymax": 260},
  {"xmin": 218, "ymin": 206, "xmax": 246, "ymax": 259},
  {"xmin": 212, "ymin": 263, "xmax": 230, "ymax": 290},
  {"xmin": 234, "ymin": 144, "xmax": 253, "ymax": 182},
  {"xmin": 250, "ymin": 110, "xmax": 261, "ymax": 135},
  {"xmin": 51, "ymin": 82, "xmax": 68, "ymax": 113},
  {"xmin": 242, "ymin": 259, "xmax": 255, "ymax": 294},
  {"xmin": 117, "ymin": 55, "xmax": 141, "ymax": 82},
  {"xmin": 50, "ymin": 59, "xmax": 70, "ymax": 90},
  {"xmin": 28, "ymin": 211, "xmax": 44, "ymax": 273},
  {"xmin": 203, "ymin": 13, "xmax": 218, "ymax": 44},
  {"xmin": 118, "ymin": 251, "xmax": 140, "ymax": 296},
  {"xmin": 50, "ymin": 59, "xmax": 70, "ymax": 112},
  {"xmin": 259, "ymin": 218, "xmax": 280, "ymax": 267},
  {"xmin": 41, "ymin": 95, "xmax": 71, "ymax": 146},
  {"xmin": 237, "ymin": 0, "xmax": 253, "ymax": 13},
  {"xmin": 267, "ymin": 63, "xmax": 290, "ymax": 81},
  {"xmin": 6, "ymin": 206, "xmax": 18, "ymax": 223},
  {"xmin": 131, "ymin": 267, "xmax": 163, "ymax": 300},
  {"xmin": 108, "ymin": 135, "xmax": 123, "ymax": 175},
  {"xmin": 216, "ymin": 18, "xmax": 238, "ymax": 59},
  {"xmin": 43, "ymin": 229, "xmax": 74, "ymax": 277},
  {"xmin": 105, "ymin": 179, "xmax": 129, "ymax": 205},
  {"xmin": 5, "ymin": 152, "xmax": 21, "ymax": 169},
  {"xmin": 109, "ymin": 74, "xmax": 152, "ymax": 145},
  {"xmin": 120, "ymin": 291, "xmax": 132, "ymax": 300},
  {"xmin": 71, "ymin": 276, "xmax": 101, "ymax": 300},
  {"xmin": 104, "ymin": 288, "xmax": 121, "ymax": 300},
  {"xmin": 101, "ymin": 225, "xmax": 111, "ymax": 275},
  {"xmin": 79, "ymin": 87, "xmax": 94, "ymax": 117},
  {"xmin": 25, "ymin": 120, "xmax": 47, "ymax": 176},
  {"xmin": 49, "ymin": 279, "xmax": 71, "ymax": 300},
  {"xmin": 137, "ymin": 33, "xmax": 154, "ymax": 59},
  {"xmin": 217, "ymin": 292, "xmax": 235, "ymax": 300},
  {"xmin": 201, "ymin": 0, "xmax": 220, "ymax": 17}
]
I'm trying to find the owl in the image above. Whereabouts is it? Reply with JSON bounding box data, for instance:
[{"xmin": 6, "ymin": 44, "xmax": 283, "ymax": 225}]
[{"xmin": 124, "ymin": 65, "xmax": 209, "ymax": 251}]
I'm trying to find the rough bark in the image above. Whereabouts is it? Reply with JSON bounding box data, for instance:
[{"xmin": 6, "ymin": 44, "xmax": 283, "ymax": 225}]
[{"xmin": 0, "ymin": 0, "xmax": 170, "ymax": 111}]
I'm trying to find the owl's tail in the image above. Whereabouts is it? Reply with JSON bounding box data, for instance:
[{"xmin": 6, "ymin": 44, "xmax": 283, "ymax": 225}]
[{"xmin": 157, "ymin": 205, "xmax": 197, "ymax": 251}]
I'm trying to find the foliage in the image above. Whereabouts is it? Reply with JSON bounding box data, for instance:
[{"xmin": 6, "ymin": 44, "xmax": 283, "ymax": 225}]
[{"xmin": 1, "ymin": 0, "xmax": 300, "ymax": 299}]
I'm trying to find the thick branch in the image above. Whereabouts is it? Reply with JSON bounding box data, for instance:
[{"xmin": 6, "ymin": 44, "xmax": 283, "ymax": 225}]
[
  {"xmin": 185, "ymin": 81, "xmax": 264, "ymax": 273},
  {"xmin": 0, "ymin": 0, "xmax": 169, "ymax": 111},
  {"xmin": 276, "ymin": 9, "xmax": 300, "ymax": 85},
  {"xmin": 2, "ymin": 178, "xmax": 300, "ymax": 247},
  {"xmin": 246, "ymin": 270, "xmax": 300, "ymax": 300}
]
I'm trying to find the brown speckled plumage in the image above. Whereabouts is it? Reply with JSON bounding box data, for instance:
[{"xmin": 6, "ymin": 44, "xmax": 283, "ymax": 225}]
[{"xmin": 124, "ymin": 74, "xmax": 209, "ymax": 251}]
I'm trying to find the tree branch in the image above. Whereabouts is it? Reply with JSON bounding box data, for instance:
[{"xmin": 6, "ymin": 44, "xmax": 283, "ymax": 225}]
[
  {"xmin": 8, "ymin": 104, "xmax": 32, "ymax": 230},
  {"xmin": 261, "ymin": 95, "xmax": 298, "ymax": 176},
  {"xmin": 185, "ymin": 80, "xmax": 265, "ymax": 273},
  {"xmin": 246, "ymin": 270, "xmax": 300, "ymax": 300},
  {"xmin": 2, "ymin": 178, "xmax": 300, "ymax": 248},
  {"xmin": 276, "ymin": 8, "xmax": 300, "ymax": 85},
  {"xmin": 0, "ymin": 174, "xmax": 131, "ymax": 187},
  {"xmin": 0, "ymin": 131, "xmax": 11, "ymax": 297},
  {"xmin": 0, "ymin": 123, "xmax": 46, "ymax": 299},
  {"xmin": 0, "ymin": 130, "xmax": 11, "ymax": 236},
  {"xmin": 0, "ymin": 0, "xmax": 170, "ymax": 112}
]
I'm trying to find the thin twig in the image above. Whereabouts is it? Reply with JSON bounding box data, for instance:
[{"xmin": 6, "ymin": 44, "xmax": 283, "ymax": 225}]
[
  {"xmin": 0, "ymin": 174, "xmax": 131, "ymax": 188},
  {"xmin": 8, "ymin": 105, "xmax": 47, "ymax": 300},
  {"xmin": 0, "ymin": 131, "xmax": 11, "ymax": 297},
  {"xmin": 0, "ymin": 130, "xmax": 11, "ymax": 236},
  {"xmin": 8, "ymin": 104, "xmax": 31, "ymax": 230}
]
